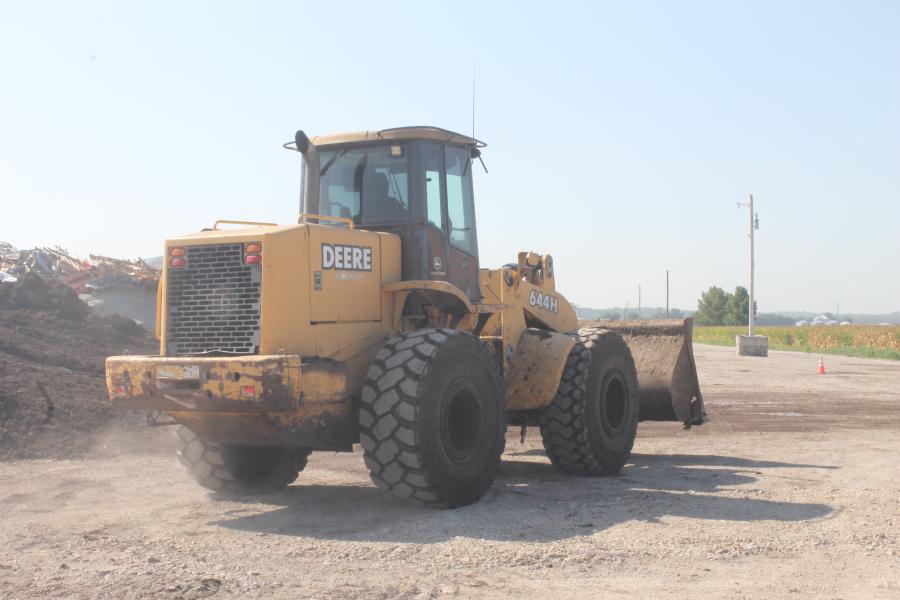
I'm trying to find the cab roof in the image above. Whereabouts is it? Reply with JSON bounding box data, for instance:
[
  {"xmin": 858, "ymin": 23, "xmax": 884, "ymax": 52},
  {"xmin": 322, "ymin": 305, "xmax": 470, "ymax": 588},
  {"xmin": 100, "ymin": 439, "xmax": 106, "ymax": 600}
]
[{"xmin": 311, "ymin": 126, "xmax": 486, "ymax": 149}]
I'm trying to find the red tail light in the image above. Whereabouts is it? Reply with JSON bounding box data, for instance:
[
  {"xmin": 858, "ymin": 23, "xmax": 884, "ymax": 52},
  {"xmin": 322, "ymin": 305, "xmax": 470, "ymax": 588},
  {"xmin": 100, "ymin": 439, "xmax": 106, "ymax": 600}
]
[
  {"xmin": 170, "ymin": 257, "xmax": 186, "ymax": 268},
  {"xmin": 244, "ymin": 242, "xmax": 262, "ymax": 265}
]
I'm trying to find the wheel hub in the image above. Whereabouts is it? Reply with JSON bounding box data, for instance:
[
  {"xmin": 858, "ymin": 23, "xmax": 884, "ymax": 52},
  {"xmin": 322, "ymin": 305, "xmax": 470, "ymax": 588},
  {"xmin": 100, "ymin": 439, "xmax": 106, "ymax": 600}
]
[
  {"xmin": 601, "ymin": 372, "xmax": 628, "ymax": 433},
  {"xmin": 441, "ymin": 382, "xmax": 484, "ymax": 464}
]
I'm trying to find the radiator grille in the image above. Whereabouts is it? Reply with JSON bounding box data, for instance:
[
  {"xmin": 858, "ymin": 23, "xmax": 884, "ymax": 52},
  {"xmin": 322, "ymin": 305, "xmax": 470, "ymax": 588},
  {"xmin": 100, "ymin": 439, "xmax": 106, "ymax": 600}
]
[{"xmin": 166, "ymin": 244, "xmax": 260, "ymax": 355}]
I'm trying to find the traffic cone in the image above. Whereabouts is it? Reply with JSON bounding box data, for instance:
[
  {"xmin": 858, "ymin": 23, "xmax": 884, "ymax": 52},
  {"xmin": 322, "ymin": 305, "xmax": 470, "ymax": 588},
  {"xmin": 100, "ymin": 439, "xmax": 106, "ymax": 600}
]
[{"xmin": 817, "ymin": 356, "xmax": 826, "ymax": 375}]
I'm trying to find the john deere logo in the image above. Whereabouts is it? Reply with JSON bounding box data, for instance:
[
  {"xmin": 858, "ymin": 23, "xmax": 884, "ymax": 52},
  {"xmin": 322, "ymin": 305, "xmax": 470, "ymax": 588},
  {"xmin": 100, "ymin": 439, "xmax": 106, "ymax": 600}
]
[{"xmin": 321, "ymin": 243, "xmax": 373, "ymax": 271}]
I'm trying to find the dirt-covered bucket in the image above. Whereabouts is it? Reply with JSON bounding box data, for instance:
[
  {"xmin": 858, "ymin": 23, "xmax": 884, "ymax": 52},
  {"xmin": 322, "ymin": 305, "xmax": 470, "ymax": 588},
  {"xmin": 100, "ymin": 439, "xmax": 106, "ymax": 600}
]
[{"xmin": 582, "ymin": 318, "xmax": 706, "ymax": 426}]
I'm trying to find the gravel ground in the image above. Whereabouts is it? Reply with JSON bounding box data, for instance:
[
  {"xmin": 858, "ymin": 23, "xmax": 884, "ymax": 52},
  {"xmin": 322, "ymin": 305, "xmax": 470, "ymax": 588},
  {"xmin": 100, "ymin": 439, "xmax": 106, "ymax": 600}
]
[{"xmin": 1, "ymin": 345, "xmax": 898, "ymax": 599}]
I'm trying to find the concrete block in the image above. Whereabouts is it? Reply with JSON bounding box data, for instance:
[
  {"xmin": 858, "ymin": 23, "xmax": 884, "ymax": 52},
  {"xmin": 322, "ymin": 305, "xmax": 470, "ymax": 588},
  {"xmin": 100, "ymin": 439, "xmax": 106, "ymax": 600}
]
[{"xmin": 737, "ymin": 335, "xmax": 769, "ymax": 357}]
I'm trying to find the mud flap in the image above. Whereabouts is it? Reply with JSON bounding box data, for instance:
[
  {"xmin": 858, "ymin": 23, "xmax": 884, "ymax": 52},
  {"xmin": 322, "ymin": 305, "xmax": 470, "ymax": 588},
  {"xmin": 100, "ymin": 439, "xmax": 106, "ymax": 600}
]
[
  {"xmin": 504, "ymin": 328, "xmax": 576, "ymax": 410},
  {"xmin": 585, "ymin": 318, "xmax": 706, "ymax": 426}
]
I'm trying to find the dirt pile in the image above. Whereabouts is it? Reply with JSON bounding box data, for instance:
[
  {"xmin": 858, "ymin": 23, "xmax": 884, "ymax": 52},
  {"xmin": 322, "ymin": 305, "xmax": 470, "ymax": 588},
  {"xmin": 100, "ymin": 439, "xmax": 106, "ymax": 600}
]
[{"xmin": 0, "ymin": 275, "xmax": 157, "ymax": 459}]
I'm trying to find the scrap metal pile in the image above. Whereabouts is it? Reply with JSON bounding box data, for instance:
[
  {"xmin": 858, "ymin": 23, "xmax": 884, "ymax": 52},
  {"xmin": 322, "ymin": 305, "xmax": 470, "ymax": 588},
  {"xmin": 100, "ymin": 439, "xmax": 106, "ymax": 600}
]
[
  {"xmin": 0, "ymin": 241, "xmax": 160, "ymax": 293},
  {"xmin": 1, "ymin": 241, "xmax": 161, "ymax": 328}
]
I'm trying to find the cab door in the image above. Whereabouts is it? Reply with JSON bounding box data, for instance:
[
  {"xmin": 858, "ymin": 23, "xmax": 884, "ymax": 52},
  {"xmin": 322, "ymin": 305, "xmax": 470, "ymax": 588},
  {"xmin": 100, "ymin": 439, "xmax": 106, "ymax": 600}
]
[
  {"xmin": 443, "ymin": 146, "xmax": 481, "ymax": 302},
  {"xmin": 422, "ymin": 142, "xmax": 450, "ymax": 281},
  {"xmin": 420, "ymin": 142, "xmax": 481, "ymax": 302}
]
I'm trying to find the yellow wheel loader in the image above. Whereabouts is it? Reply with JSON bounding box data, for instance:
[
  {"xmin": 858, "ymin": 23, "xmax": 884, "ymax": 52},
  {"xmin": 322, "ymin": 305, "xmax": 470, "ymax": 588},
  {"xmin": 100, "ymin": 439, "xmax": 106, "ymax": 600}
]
[{"xmin": 106, "ymin": 126, "xmax": 705, "ymax": 507}]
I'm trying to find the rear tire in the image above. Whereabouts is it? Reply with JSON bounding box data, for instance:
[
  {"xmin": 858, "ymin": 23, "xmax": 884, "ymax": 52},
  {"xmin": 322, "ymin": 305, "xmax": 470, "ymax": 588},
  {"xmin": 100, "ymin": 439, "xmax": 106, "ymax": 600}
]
[
  {"xmin": 176, "ymin": 426, "xmax": 310, "ymax": 493},
  {"xmin": 540, "ymin": 328, "xmax": 639, "ymax": 475},
  {"xmin": 359, "ymin": 329, "xmax": 505, "ymax": 508}
]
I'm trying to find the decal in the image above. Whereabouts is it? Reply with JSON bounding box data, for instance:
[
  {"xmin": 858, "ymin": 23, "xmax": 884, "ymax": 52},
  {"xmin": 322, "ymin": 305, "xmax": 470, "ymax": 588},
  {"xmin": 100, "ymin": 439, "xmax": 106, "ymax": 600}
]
[
  {"xmin": 321, "ymin": 243, "xmax": 372, "ymax": 271},
  {"xmin": 433, "ymin": 256, "xmax": 442, "ymax": 271},
  {"xmin": 528, "ymin": 290, "xmax": 559, "ymax": 314},
  {"xmin": 336, "ymin": 272, "xmax": 364, "ymax": 281},
  {"xmin": 156, "ymin": 365, "xmax": 200, "ymax": 380}
]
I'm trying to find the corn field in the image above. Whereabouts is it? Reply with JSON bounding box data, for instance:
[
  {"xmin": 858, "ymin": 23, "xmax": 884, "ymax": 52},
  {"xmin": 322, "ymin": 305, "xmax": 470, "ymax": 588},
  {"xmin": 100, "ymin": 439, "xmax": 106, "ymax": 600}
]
[{"xmin": 693, "ymin": 325, "xmax": 900, "ymax": 360}]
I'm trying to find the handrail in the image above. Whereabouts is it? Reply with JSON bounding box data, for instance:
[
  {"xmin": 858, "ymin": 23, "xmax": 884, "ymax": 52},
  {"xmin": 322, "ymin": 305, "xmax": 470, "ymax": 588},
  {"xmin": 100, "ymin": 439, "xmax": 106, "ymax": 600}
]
[
  {"xmin": 212, "ymin": 219, "xmax": 279, "ymax": 230},
  {"xmin": 298, "ymin": 213, "xmax": 355, "ymax": 228}
]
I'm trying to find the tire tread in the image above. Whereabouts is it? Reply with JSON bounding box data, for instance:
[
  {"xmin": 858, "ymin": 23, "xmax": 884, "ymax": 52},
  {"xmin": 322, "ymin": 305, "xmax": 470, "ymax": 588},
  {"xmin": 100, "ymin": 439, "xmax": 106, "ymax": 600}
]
[
  {"xmin": 176, "ymin": 426, "xmax": 310, "ymax": 493},
  {"xmin": 359, "ymin": 328, "xmax": 504, "ymax": 507},
  {"xmin": 539, "ymin": 327, "xmax": 637, "ymax": 475}
]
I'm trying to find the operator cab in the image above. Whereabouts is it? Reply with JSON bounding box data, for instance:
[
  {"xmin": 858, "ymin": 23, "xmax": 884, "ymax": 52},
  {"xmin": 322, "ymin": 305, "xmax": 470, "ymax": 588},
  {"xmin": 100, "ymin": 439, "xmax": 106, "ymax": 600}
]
[{"xmin": 293, "ymin": 127, "xmax": 484, "ymax": 302}]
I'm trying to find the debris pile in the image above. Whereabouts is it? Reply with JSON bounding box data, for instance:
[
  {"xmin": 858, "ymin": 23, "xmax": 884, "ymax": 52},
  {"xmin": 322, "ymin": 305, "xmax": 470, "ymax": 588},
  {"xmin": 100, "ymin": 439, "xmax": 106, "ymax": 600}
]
[
  {"xmin": 0, "ymin": 241, "xmax": 159, "ymax": 290},
  {"xmin": 0, "ymin": 241, "xmax": 161, "ymax": 327},
  {"xmin": 83, "ymin": 253, "xmax": 161, "ymax": 292},
  {"xmin": 0, "ymin": 241, "xmax": 21, "ymax": 283},
  {"xmin": 0, "ymin": 274, "xmax": 157, "ymax": 459}
]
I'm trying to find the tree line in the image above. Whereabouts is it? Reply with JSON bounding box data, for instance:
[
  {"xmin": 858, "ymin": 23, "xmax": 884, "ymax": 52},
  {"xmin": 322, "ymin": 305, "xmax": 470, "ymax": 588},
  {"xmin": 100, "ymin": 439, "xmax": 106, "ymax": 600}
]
[{"xmin": 695, "ymin": 286, "xmax": 755, "ymax": 326}]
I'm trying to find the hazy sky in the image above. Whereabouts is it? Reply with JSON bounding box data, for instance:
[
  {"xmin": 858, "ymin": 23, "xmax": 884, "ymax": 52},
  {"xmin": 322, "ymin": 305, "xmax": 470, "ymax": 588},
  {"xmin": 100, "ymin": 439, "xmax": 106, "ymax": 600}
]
[{"xmin": 2, "ymin": 1, "xmax": 898, "ymax": 313}]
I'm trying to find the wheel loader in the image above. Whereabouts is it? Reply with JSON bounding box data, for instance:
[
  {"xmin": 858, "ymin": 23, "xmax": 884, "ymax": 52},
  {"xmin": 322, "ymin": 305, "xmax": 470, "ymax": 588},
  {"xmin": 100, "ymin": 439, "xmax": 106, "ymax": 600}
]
[{"xmin": 106, "ymin": 126, "xmax": 706, "ymax": 507}]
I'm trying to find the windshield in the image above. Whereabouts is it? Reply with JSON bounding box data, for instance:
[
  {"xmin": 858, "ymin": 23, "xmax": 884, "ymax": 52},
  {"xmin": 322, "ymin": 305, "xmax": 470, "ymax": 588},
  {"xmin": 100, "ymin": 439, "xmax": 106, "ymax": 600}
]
[{"xmin": 314, "ymin": 144, "xmax": 409, "ymax": 224}]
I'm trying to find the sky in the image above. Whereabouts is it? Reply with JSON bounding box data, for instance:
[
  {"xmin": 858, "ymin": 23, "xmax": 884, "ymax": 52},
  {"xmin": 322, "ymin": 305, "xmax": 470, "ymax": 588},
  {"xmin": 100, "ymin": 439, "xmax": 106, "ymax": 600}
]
[{"xmin": 1, "ymin": 1, "xmax": 898, "ymax": 314}]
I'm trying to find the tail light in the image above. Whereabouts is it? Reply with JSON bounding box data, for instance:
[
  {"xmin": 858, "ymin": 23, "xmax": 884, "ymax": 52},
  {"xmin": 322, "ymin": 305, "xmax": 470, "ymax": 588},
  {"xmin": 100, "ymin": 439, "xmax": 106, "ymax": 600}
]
[
  {"xmin": 244, "ymin": 242, "xmax": 262, "ymax": 265},
  {"xmin": 169, "ymin": 247, "xmax": 187, "ymax": 268}
]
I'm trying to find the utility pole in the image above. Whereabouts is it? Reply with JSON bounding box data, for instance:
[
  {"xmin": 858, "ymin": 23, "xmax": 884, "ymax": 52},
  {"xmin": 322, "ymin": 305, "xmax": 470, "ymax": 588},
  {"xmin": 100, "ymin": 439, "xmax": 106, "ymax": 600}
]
[
  {"xmin": 666, "ymin": 270, "xmax": 669, "ymax": 319},
  {"xmin": 736, "ymin": 194, "xmax": 766, "ymax": 356},
  {"xmin": 737, "ymin": 194, "xmax": 759, "ymax": 336},
  {"xmin": 638, "ymin": 284, "xmax": 641, "ymax": 319},
  {"xmin": 749, "ymin": 194, "xmax": 755, "ymax": 336}
]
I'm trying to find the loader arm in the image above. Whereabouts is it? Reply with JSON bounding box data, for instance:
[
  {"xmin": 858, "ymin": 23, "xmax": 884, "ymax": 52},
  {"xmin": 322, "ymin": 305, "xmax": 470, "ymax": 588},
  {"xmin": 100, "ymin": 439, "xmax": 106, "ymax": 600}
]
[{"xmin": 385, "ymin": 269, "xmax": 578, "ymax": 412}]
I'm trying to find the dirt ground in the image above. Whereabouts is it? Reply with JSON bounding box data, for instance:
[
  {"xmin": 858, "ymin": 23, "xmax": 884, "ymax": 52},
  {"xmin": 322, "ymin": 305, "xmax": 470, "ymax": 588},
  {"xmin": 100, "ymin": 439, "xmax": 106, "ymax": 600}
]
[
  {"xmin": 1, "ymin": 345, "xmax": 898, "ymax": 599},
  {"xmin": 0, "ymin": 275, "xmax": 156, "ymax": 460}
]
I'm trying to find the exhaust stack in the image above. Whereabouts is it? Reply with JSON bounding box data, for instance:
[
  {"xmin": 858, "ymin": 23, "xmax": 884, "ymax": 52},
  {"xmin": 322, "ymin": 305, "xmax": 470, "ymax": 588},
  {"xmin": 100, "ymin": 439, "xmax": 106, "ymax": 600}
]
[{"xmin": 294, "ymin": 130, "xmax": 321, "ymax": 215}]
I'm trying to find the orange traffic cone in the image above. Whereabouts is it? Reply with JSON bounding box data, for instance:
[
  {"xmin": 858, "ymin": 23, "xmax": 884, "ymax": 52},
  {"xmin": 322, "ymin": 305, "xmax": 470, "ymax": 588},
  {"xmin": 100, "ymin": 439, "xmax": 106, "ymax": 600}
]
[{"xmin": 817, "ymin": 356, "xmax": 826, "ymax": 375}]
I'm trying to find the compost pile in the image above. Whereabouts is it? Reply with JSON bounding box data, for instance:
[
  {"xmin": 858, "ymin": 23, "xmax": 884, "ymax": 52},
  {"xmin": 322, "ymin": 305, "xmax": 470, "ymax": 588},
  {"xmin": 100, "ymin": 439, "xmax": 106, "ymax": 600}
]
[{"xmin": 0, "ymin": 274, "xmax": 157, "ymax": 459}]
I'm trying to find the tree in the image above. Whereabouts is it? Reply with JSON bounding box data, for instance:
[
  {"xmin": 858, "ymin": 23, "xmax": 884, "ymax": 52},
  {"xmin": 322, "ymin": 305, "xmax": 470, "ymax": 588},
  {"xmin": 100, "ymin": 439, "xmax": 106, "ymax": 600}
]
[
  {"xmin": 725, "ymin": 286, "xmax": 750, "ymax": 326},
  {"xmin": 670, "ymin": 307, "xmax": 684, "ymax": 318},
  {"xmin": 696, "ymin": 286, "xmax": 728, "ymax": 326}
]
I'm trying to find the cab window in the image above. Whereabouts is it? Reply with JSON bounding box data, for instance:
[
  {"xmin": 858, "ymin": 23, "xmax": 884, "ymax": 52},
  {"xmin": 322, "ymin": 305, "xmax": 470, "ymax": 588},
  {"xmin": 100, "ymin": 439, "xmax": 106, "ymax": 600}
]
[
  {"xmin": 423, "ymin": 142, "xmax": 443, "ymax": 230},
  {"xmin": 445, "ymin": 146, "xmax": 477, "ymax": 256},
  {"xmin": 317, "ymin": 144, "xmax": 409, "ymax": 224}
]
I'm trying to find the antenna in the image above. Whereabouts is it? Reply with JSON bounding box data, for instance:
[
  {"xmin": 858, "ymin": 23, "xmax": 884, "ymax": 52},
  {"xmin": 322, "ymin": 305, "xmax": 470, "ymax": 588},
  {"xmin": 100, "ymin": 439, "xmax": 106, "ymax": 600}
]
[
  {"xmin": 471, "ymin": 61, "xmax": 476, "ymax": 139},
  {"xmin": 470, "ymin": 61, "xmax": 488, "ymax": 174}
]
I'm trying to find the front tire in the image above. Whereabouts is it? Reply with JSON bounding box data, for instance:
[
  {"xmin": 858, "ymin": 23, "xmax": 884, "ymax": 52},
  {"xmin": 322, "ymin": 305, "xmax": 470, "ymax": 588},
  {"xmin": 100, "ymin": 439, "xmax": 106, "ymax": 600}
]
[
  {"xmin": 359, "ymin": 329, "xmax": 505, "ymax": 508},
  {"xmin": 540, "ymin": 328, "xmax": 639, "ymax": 475},
  {"xmin": 176, "ymin": 426, "xmax": 310, "ymax": 493}
]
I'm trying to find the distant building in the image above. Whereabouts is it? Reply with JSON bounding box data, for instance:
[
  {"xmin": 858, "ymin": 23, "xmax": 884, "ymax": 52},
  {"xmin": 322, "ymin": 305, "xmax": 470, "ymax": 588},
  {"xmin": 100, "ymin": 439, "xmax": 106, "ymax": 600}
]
[{"xmin": 812, "ymin": 315, "xmax": 838, "ymax": 326}]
